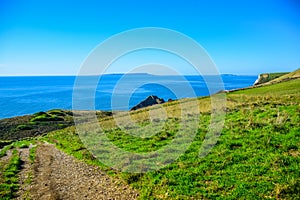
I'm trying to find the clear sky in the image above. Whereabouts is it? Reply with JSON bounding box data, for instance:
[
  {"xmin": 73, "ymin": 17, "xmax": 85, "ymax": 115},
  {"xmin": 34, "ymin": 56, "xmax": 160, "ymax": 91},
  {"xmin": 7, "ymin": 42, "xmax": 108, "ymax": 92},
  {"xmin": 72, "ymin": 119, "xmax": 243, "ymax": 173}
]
[{"xmin": 0, "ymin": 0, "xmax": 299, "ymax": 75}]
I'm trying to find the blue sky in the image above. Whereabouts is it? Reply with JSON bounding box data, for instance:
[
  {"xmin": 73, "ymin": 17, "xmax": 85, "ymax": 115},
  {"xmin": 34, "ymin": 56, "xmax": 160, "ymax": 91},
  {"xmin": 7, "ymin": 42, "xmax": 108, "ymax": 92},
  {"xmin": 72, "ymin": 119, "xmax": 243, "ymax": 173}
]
[{"xmin": 0, "ymin": 0, "xmax": 299, "ymax": 75}]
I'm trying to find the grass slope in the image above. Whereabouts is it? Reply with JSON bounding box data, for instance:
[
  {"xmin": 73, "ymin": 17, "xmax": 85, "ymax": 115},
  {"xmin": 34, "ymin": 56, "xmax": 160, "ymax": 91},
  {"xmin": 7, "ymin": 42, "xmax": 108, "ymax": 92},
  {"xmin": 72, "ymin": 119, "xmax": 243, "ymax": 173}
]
[
  {"xmin": 41, "ymin": 78, "xmax": 300, "ymax": 199},
  {"xmin": 266, "ymin": 69, "xmax": 300, "ymax": 85},
  {"xmin": 0, "ymin": 109, "xmax": 113, "ymax": 143},
  {"xmin": 254, "ymin": 72, "xmax": 288, "ymax": 85},
  {"xmin": 256, "ymin": 69, "xmax": 300, "ymax": 86}
]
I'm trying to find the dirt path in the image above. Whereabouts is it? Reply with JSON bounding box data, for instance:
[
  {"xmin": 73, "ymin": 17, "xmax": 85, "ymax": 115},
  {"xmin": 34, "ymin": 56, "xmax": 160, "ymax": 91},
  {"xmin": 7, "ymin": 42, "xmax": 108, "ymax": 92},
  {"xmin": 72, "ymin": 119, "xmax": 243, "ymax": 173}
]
[
  {"xmin": 29, "ymin": 143, "xmax": 139, "ymax": 200},
  {"xmin": 15, "ymin": 146, "xmax": 33, "ymax": 200}
]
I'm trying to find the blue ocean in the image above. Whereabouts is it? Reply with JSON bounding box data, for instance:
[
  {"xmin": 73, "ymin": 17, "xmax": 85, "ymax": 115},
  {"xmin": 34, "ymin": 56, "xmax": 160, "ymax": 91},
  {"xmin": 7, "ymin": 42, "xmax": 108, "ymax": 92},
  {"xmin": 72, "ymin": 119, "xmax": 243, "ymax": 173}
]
[{"xmin": 0, "ymin": 74, "xmax": 257, "ymax": 119}]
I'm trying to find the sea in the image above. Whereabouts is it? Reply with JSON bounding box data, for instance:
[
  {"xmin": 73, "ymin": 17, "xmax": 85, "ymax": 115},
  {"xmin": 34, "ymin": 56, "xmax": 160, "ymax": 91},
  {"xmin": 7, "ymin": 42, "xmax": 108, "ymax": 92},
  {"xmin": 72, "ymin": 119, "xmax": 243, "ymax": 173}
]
[{"xmin": 0, "ymin": 74, "xmax": 257, "ymax": 119}]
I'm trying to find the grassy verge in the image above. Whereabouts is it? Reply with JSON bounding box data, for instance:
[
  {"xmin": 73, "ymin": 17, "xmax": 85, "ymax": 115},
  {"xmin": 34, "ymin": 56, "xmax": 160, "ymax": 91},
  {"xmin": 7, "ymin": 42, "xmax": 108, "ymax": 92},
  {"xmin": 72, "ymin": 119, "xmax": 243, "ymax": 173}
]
[
  {"xmin": 0, "ymin": 150, "xmax": 22, "ymax": 199},
  {"xmin": 29, "ymin": 145, "xmax": 37, "ymax": 164},
  {"xmin": 0, "ymin": 145, "xmax": 13, "ymax": 158}
]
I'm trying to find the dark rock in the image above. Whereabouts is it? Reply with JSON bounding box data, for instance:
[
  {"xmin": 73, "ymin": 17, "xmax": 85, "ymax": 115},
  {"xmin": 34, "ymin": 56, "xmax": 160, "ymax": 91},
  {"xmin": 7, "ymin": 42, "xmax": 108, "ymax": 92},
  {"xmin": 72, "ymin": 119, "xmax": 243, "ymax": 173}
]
[
  {"xmin": 215, "ymin": 90, "xmax": 229, "ymax": 94},
  {"xmin": 130, "ymin": 95, "xmax": 165, "ymax": 111}
]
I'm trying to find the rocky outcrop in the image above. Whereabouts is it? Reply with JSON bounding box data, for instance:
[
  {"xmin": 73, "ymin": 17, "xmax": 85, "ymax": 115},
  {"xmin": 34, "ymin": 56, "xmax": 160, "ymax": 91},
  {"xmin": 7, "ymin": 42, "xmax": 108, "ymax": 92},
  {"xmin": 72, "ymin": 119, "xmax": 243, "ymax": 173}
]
[
  {"xmin": 254, "ymin": 74, "xmax": 269, "ymax": 85},
  {"xmin": 131, "ymin": 95, "xmax": 165, "ymax": 111}
]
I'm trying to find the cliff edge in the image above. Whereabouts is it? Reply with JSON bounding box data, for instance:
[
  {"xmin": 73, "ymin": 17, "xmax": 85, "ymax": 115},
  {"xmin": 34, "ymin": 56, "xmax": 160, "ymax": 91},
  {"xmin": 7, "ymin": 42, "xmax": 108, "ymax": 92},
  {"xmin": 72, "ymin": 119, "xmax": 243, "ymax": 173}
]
[{"xmin": 254, "ymin": 69, "xmax": 300, "ymax": 86}]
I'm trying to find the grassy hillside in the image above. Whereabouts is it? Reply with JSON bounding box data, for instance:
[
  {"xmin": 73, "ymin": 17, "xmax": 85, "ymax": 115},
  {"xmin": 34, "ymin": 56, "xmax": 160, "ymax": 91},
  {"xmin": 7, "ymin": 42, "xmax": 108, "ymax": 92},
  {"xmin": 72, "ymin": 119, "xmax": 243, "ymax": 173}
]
[
  {"xmin": 254, "ymin": 72, "xmax": 288, "ymax": 85},
  {"xmin": 266, "ymin": 68, "xmax": 300, "ymax": 85},
  {"xmin": 0, "ymin": 110, "xmax": 74, "ymax": 142},
  {"xmin": 0, "ymin": 109, "xmax": 113, "ymax": 143},
  {"xmin": 40, "ymin": 78, "xmax": 300, "ymax": 199},
  {"xmin": 255, "ymin": 69, "xmax": 300, "ymax": 86}
]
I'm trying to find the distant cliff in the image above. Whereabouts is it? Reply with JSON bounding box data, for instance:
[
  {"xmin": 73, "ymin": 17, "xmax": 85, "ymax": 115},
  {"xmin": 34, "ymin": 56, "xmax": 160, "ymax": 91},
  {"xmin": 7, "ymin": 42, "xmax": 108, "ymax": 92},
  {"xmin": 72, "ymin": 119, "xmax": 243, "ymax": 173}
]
[
  {"xmin": 254, "ymin": 69, "xmax": 300, "ymax": 86},
  {"xmin": 254, "ymin": 72, "xmax": 288, "ymax": 85}
]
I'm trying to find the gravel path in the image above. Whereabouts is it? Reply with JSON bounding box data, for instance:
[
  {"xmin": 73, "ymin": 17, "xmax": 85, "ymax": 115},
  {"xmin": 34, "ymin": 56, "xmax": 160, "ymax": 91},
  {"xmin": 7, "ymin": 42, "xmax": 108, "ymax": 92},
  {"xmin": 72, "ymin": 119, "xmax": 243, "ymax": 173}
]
[{"xmin": 29, "ymin": 143, "xmax": 139, "ymax": 200}]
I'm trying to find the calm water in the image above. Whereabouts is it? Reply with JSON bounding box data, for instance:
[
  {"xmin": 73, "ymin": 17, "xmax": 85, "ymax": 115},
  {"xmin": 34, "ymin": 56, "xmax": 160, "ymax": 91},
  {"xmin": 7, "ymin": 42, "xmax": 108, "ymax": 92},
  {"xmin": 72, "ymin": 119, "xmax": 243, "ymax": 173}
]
[{"xmin": 0, "ymin": 74, "xmax": 257, "ymax": 119}]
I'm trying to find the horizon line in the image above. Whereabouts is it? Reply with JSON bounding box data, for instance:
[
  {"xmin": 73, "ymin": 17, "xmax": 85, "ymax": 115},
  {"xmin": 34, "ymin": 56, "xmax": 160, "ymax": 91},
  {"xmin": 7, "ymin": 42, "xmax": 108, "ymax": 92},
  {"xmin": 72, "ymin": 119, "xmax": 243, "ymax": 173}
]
[{"xmin": 0, "ymin": 72, "xmax": 261, "ymax": 77}]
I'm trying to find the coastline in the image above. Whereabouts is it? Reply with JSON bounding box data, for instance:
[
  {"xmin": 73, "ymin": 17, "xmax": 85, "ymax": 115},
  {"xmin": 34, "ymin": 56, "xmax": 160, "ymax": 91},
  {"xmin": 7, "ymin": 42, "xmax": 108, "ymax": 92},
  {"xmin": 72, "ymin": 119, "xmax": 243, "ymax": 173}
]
[{"xmin": 0, "ymin": 74, "xmax": 257, "ymax": 120}]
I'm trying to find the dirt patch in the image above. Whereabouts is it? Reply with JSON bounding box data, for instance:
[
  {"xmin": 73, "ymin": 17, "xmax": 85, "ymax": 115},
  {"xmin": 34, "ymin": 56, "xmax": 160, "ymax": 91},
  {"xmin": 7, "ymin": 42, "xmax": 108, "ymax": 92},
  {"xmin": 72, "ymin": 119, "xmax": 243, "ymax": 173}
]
[
  {"xmin": 30, "ymin": 143, "xmax": 139, "ymax": 200},
  {"xmin": 0, "ymin": 149, "xmax": 12, "ymax": 163}
]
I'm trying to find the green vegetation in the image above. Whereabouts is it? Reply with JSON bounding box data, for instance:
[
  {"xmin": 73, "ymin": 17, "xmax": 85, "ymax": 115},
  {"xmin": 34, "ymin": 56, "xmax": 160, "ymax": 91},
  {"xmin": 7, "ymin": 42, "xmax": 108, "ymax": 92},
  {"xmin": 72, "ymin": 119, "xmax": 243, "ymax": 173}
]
[
  {"xmin": 267, "ymin": 68, "xmax": 300, "ymax": 84},
  {"xmin": 42, "ymin": 76, "xmax": 300, "ymax": 199},
  {"xmin": 12, "ymin": 140, "xmax": 32, "ymax": 149},
  {"xmin": 255, "ymin": 69, "xmax": 300, "ymax": 86},
  {"xmin": 29, "ymin": 146, "xmax": 37, "ymax": 163},
  {"xmin": 0, "ymin": 150, "xmax": 22, "ymax": 199},
  {"xmin": 0, "ymin": 144, "xmax": 13, "ymax": 158},
  {"xmin": 0, "ymin": 109, "xmax": 74, "ymax": 141},
  {"xmin": 0, "ymin": 109, "xmax": 114, "ymax": 141},
  {"xmin": 236, "ymin": 78, "xmax": 300, "ymax": 96},
  {"xmin": 30, "ymin": 111, "xmax": 64, "ymax": 122}
]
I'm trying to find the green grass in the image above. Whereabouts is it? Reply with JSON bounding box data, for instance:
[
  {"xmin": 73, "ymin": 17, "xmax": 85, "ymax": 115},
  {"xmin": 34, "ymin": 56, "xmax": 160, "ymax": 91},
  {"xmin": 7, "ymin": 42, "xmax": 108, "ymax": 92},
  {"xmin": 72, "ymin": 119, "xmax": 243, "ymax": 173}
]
[
  {"xmin": 0, "ymin": 149, "xmax": 22, "ymax": 199},
  {"xmin": 268, "ymin": 72, "xmax": 288, "ymax": 80},
  {"xmin": 12, "ymin": 140, "xmax": 33, "ymax": 149},
  {"xmin": 29, "ymin": 146, "xmax": 37, "ymax": 164},
  {"xmin": 41, "ymin": 77, "xmax": 300, "ymax": 199},
  {"xmin": 235, "ymin": 78, "xmax": 300, "ymax": 96},
  {"xmin": 30, "ymin": 112, "xmax": 64, "ymax": 122}
]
